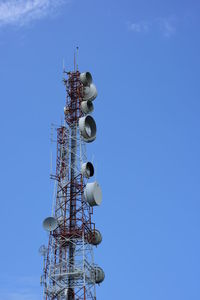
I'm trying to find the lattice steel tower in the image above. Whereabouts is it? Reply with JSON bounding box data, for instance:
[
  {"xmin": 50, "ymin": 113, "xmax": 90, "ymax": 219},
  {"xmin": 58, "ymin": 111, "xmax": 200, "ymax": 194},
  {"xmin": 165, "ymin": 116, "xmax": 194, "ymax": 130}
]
[{"xmin": 40, "ymin": 60, "xmax": 104, "ymax": 300}]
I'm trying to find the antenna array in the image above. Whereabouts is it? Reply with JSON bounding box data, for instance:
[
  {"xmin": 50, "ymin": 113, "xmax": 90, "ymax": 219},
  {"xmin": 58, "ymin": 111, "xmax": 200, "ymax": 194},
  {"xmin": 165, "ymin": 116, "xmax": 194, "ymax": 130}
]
[{"xmin": 40, "ymin": 68, "xmax": 104, "ymax": 300}]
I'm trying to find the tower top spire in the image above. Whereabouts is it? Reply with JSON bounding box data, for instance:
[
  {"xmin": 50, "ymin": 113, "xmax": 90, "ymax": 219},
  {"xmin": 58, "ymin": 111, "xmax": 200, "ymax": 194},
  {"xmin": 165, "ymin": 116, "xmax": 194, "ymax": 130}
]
[{"xmin": 74, "ymin": 46, "xmax": 79, "ymax": 71}]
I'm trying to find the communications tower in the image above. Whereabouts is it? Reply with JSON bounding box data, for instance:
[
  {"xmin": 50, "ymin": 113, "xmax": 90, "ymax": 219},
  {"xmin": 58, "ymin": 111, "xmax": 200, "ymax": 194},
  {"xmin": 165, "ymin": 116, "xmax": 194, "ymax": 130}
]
[{"xmin": 40, "ymin": 60, "xmax": 104, "ymax": 299}]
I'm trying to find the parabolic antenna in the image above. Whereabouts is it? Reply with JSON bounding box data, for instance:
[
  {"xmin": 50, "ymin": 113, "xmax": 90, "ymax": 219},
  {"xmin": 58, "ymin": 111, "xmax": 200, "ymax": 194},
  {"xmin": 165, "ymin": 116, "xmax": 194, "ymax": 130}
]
[
  {"xmin": 94, "ymin": 266, "xmax": 105, "ymax": 284},
  {"xmin": 84, "ymin": 182, "xmax": 102, "ymax": 206},
  {"xmin": 43, "ymin": 217, "xmax": 57, "ymax": 232},
  {"xmin": 79, "ymin": 115, "xmax": 97, "ymax": 142},
  {"xmin": 64, "ymin": 106, "xmax": 69, "ymax": 115},
  {"xmin": 81, "ymin": 100, "xmax": 94, "ymax": 114},
  {"xmin": 80, "ymin": 72, "xmax": 93, "ymax": 86},
  {"xmin": 83, "ymin": 84, "xmax": 97, "ymax": 101},
  {"xmin": 90, "ymin": 265, "xmax": 105, "ymax": 284},
  {"xmin": 89, "ymin": 229, "xmax": 102, "ymax": 246},
  {"xmin": 81, "ymin": 162, "xmax": 94, "ymax": 178}
]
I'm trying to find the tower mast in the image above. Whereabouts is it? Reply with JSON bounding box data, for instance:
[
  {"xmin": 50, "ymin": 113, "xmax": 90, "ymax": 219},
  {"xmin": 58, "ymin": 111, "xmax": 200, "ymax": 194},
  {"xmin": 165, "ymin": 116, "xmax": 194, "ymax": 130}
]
[{"xmin": 40, "ymin": 59, "xmax": 104, "ymax": 300}]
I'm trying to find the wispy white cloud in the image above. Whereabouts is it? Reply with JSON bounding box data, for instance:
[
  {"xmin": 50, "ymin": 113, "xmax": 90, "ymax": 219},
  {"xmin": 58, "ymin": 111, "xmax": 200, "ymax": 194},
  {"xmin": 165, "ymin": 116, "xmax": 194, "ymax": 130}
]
[
  {"xmin": 128, "ymin": 16, "xmax": 177, "ymax": 38},
  {"xmin": 0, "ymin": 0, "xmax": 66, "ymax": 27},
  {"xmin": 158, "ymin": 17, "xmax": 176, "ymax": 38},
  {"xmin": 129, "ymin": 21, "xmax": 150, "ymax": 33}
]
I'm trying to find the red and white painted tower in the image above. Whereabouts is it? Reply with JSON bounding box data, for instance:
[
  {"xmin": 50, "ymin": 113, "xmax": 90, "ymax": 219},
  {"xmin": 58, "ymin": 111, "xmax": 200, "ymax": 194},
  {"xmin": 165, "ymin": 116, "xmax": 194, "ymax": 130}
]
[{"xmin": 40, "ymin": 59, "xmax": 104, "ymax": 300}]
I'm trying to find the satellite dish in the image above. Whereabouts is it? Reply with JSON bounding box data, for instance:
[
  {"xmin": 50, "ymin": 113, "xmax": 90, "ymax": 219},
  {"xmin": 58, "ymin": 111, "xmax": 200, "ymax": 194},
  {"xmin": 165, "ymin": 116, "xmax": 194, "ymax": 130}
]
[
  {"xmin": 81, "ymin": 100, "xmax": 94, "ymax": 114},
  {"xmin": 83, "ymin": 83, "xmax": 97, "ymax": 101},
  {"xmin": 64, "ymin": 106, "xmax": 69, "ymax": 115},
  {"xmin": 94, "ymin": 266, "xmax": 105, "ymax": 284},
  {"xmin": 43, "ymin": 217, "xmax": 57, "ymax": 232},
  {"xmin": 80, "ymin": 72, "xmax": 93, "ymax": 86},
  {"xmin": 81, "ymin": 162, "xmax": 94, "ymax": 178},
  {"xmin": 89, "ymin": 229, "xmax": 102, "ymax": 246},
  {"xmin": 84, "ymin": 182, "xmax": 102, "ymax": 206},
  {"xmin": 79, "ymin": 115, "xmax": 96, "ymax": 142},
  {"xmin": 90, "ymin": 265, "xmax": 105, "ymax": 284}
]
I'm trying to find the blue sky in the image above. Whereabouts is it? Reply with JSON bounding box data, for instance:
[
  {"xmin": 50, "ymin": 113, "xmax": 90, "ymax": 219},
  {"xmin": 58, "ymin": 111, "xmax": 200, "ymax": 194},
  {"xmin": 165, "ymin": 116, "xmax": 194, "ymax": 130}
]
[{"xmin": 0, "ymin": 0, "xmax": 200, "ymax": 299}]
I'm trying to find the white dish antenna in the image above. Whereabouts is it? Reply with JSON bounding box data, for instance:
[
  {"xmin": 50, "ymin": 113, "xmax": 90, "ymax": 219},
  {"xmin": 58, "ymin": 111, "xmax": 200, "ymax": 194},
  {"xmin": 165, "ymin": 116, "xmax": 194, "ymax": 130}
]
[
  {"xmin": 84, "ymin": 182, "xmax": 102, "ymax": 206},
  {"xmin": 81, "ymin": 162, "xmax": 94, "ymax": 178},
  {"xmin": 83, "ymin": 83, "xmax": 97, "ymax": 101},
  {"xmin": 94, "ymin": 266, "xmax": 105, "ymax": 284},
  {"xmin": 79, "ymin": 115, "xmax": 96, "ymax": 142},
  {"xmin": 64, "ymin": 106, "xmax": 69, "ymax": 115},
  {"xmin": 90, "ymin": 266, "xmax": 105, "ymax": 284},
  {"xmin": 81, "ymin": 100, "xmax": 94, "ymax": 114},
  {"xmin": 80, "ymin": 72, "xmax": 93, "ymax": 86},
  {"xmin": 89, "ymin": 229, "xmax": 102, "ymax": 246},
  {"xmin": 43, "ymin": 217, "xmax": 57, "ymax": 232}
]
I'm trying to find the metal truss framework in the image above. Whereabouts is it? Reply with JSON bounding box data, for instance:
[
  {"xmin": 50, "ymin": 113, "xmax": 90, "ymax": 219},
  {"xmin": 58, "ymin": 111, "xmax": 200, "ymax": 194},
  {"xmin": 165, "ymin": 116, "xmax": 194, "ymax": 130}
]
[{"xmin": 41, "ymin": 71, "xmax": 97, "ymax": 300}]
